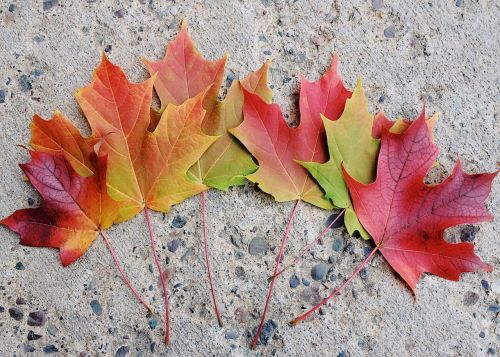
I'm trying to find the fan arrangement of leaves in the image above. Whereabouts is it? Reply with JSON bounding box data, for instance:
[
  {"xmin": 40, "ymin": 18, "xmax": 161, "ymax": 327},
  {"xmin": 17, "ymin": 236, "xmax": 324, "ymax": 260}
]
[{"xmin": 1, "ymin": 20, "xmax": 496, "ymax": 348}]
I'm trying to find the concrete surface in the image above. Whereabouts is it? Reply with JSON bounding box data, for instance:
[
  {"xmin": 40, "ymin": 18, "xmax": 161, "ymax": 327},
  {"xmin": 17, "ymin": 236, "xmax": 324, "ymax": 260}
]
[{"xmin": 0, "ymin": 0, "xmax": 498, "ymax": 356}]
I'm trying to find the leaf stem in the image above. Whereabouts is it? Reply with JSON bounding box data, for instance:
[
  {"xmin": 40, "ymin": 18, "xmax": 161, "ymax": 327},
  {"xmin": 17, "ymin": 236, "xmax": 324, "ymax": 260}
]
[
  {"xmin": 100, "ymin": 231, "xmax": 153, "ymax": 314},
  {"xmin": 201, "ymin": 190, "xmax": 223, "ymax": 327},
  {"xmin": 290, "ymin": 246, "xmax": 379, "ymax": 325},
  {"xmin": 250, "ymin": 199, "xmax": 301, "ymax": 349},
  {"xmin": 144, "ymin": 207, "xmax": 170, "ymax": 345},
  {"xmin": 270, "ymin": 209, "xmax": 346, "ymax": 281}
]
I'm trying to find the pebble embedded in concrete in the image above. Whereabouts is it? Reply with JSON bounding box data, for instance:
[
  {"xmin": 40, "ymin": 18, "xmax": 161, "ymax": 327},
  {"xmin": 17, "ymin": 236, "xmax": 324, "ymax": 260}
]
[
  {"xmin": 248, "ymin": 236, "xmax": 268, "ymax": 256},
  {"xmin": 311, "ymin": 262, "xmax": 327, "ymax": 281}
]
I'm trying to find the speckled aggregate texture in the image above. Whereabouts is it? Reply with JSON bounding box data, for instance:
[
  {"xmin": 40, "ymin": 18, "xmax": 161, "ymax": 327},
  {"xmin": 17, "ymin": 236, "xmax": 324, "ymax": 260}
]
[{"xmin": 0, "ymin": 1, "xmax": 498, "ymax": 356}]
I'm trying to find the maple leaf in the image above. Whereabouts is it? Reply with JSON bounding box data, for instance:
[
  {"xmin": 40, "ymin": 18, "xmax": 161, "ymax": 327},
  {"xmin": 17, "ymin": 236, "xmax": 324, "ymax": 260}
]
[
  {"xmin": 188, "ymin": 61, "xmax": 272, "ymax": 190},
  {"xmin": 236, "ymin": 55, "xmax": 354, "ymax": 349},
  {"xmin": 344, "ymin": 111, "xmax": 495, "ymax": 292},
  {"xmin": 74, "ymin": 54, "xmax": 216, "ymax": 221},
  {"xmin": 230, "ymin": 55, "xmax": 352, "ymax": 208},
  {"xmin": 291, "ymin": 109, "xmax": 496, "ymax": 326},
  {"xmin": 141, "ymin": 90, "xmax": 219, "ymax": 211},
  {"xmin": 144, "ymin": 21, "xmax": 271, "ymax": 329},
  {"xmin": 144, "ymin": 19, "xmax": 227, "ymax": 127},
  {"xmin": 299, "ymin": 80, "xmax": 377, "ymax": 239},
  {"xmin": 1, "ymin": 151, "xmax": 118, "ymax": 266}
]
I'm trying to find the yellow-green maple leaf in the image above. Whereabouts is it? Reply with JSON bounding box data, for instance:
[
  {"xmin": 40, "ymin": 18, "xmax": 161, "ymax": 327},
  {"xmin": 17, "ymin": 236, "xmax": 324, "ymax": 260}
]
[{"xmin": 299, "ymin": 80, "xmax": 378, "ymax": 238}]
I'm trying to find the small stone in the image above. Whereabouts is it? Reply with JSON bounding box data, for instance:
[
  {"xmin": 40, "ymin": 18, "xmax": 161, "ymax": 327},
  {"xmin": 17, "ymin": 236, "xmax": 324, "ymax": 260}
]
[
  {"xmin": 345, "ymin": 242, "xmax": 355, "ymax": 255},
  {"xmin": 491, "ymin": 280, "xmax": 500, "ymax": 294},
  {"xmin": 9, "ymin": 306, "xmax": 23, "ymax": 321},
  {"xmin": 378, "ymin": 95, "xmax": 385, "ymax": 103},
  {"xmin": 263, "ymin": 50, "xmax": 272, "ymax": 56},
  {"xmin": 148, "ymin": 264, "xmax": 153, "ymax": 273},
  {"xmin": 363, "ymin": 247, "xmax": 373, "ymax": 257},
  {"xmin": 104, "ymin": 45, "xmax": 112, "ymax": 53},
  {"xmin": 15, "ymin": 261, "xmax": 25, "ymax": 270},
  {"xmin": 384, "ymin": 25, "xmax": 396, "ymax": 38},
  {"xmin": 253, "ymin": 320, "xmax": 277, "ymax": 346},
  {"xmin": 302, "ymin": 278, "xmax": 310, "ymax": 286},
  {"xmin": 47, "ymin": 324, "xmax": 58, "ymax": 336},
  {"xmin": 235, "ymin": 250, "xmax": 245, "ymax": 259},
  {"xmin": 8, "ymin": 3, "xmax": 16, "ymax": 12},
  {"xmin": 372, "ymin": 0, "xmax": 382, "ymax": 10},
  {"xmin": 289, "ymin": 274, "xmax": 300, "ymax": 289},
  {"xmin": 248, "ymin": 236, "xmax": 268, "ymax": 256},
  {"xmin": 487, "ymin": 348, "xmax": 496, "ymax": 355},
  {"xmin": 173, "ymin": 282, "xmax": 182, "ymax": 289},
  {"xmin": 338, "ymin": 352, "xmax": 347, "ymax": 357},
  {"xmin": 226, "ymin": 73, "xmax": 236, "ymax": 87},
  {"xmin": 326, "ymin": 213, "xmax": 344, "ymax": 229},
  {"xmin": 224, "ymin": 330, "xmax": 238, "ymax": 339},
  {"xmin": 455, "ymin": 0, "xmax": 463, "ymax": 7},
  {"xmin": 27, "ymin": 197, "xmax": 35, "ymax": 206},
  {"xmin": 116, "ymin": 346, "xmax": 130, "ymax": 357},
  {"xmin": 170, "ymin": 5, "xmax": 178, "ymax": 15},
  {"xmin": 297, "ymin": 52, "xmax": 307, "ymax": 63},
  {"xmin": 90, "ymin": 300, "xmax": 102, "ymax": 316},
  {"xmin": 18, "ymin": 75, "xmax": 32, "ymax": 92},
  {"xmin": 300, "ymin": 287, "xmax": 321, "ymax": 305},
  {"xmin": 171, "ymin": 215, "xmax": 187, "ymax": 228},
  {"xmin": 462, "ymin": 291, "xmax": 479, "ymax": 306},
  {"xmin": 360, "ymin": 267, "xmax": 370, "ymax": 280},
  {"xmin": 311, "ymin": 262, "xmax": 327, "ymax": 281},
  {"xmin": 260, "ymin": 0, "xmax": 272, "ymax": 7},
  {"xmin": 167, "ymin": 239, "xmax": 181, "ymax": 253},
  {"xmin": 479, "ymin": 331, "xmax": 485, "ymax": 338},
  {"xmin": 43, "ymin": 345, "xmax": 58, "ymax": 354},
  {"xmin": 148, "ymin": 318, "xmax": 158, "ymax": 330},
  {"xmin": 235, "ymin": 266, "xmax": 245, "ymax": 278},
  {"xmin": 28, "ymin": 311, "xmax": 47, "ymax": 326},
  {"xmin": 328, "ymin": 256, "xmax": 335, "ymax": 264},
  {"xmin": 460, "ymin": 225, "xmax": 479, "ymax": 242},
  {"xmin": 43, "ymin": 0, "xmax": 58, "ymax": 11},
  {"xmin": 16, "ymin": 297, "xmax": 26, "ymax": 305},
  {"xmin": 33, "ymin": 35, "xmax": 45, "ymax": 43},
  {"xmin": 329, "ymin": 274, "xmax": 337, "ymax": 282},
  {"xmin": 332, "ymin": 238, "xmax": 343, "ymax": 252},
  {"xmin": 27, "ymin": 330, "xmax": 42, "ymax": 341},
  {"xmin": 114, "ymin": 9, "xmax": 125, "ymax": 18},
  {"xmin": 0, "ymin": 306, "xmax": 4, "ymax": 312},
  {"xmin": 319, "ymin": 307, "xmax": 326, "ymax": 315},
  {"xmin": 0, "ymin": 89, "xmax": 6, "ymax": 104},
  {"xmin": 488, "ymin": 304, "xmax": 500, "ymax": 313},
  {"xmin": 24, "ymin": 344, "xmax": 36, "ymax": 353},
  {"xmin": 481, "ymin": 279, "xmax": 490, "ymax": 292},
  {"xmin": 31, "ymin": 69, "xmax": 44, "ymax": 78}
]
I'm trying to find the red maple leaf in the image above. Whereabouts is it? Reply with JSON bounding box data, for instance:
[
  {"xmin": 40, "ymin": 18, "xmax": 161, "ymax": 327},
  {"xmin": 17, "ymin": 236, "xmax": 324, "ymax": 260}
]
[
  {"xmin": 1, "ymin": 151, "xmax": 118, "ymax": 266},
  {"xmin": 291, "ymin": 110, "xmax": 496, "ymax": 325},
  {"xmin": 345, "ymin": 111, "xmax": 495, "ymax": 291}
]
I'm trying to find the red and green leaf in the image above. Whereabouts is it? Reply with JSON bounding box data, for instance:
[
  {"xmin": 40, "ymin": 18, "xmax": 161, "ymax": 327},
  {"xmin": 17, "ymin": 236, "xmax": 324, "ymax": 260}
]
[{"xmin": 230, "ymin": 56, "xmax": 351, "ymax": 208}]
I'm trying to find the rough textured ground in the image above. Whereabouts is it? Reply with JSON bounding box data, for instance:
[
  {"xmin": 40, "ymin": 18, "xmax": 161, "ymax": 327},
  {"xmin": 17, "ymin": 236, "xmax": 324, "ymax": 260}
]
[{"xmin": 0, "ymin": 1, "xmax": 498, "ymax": 356}]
